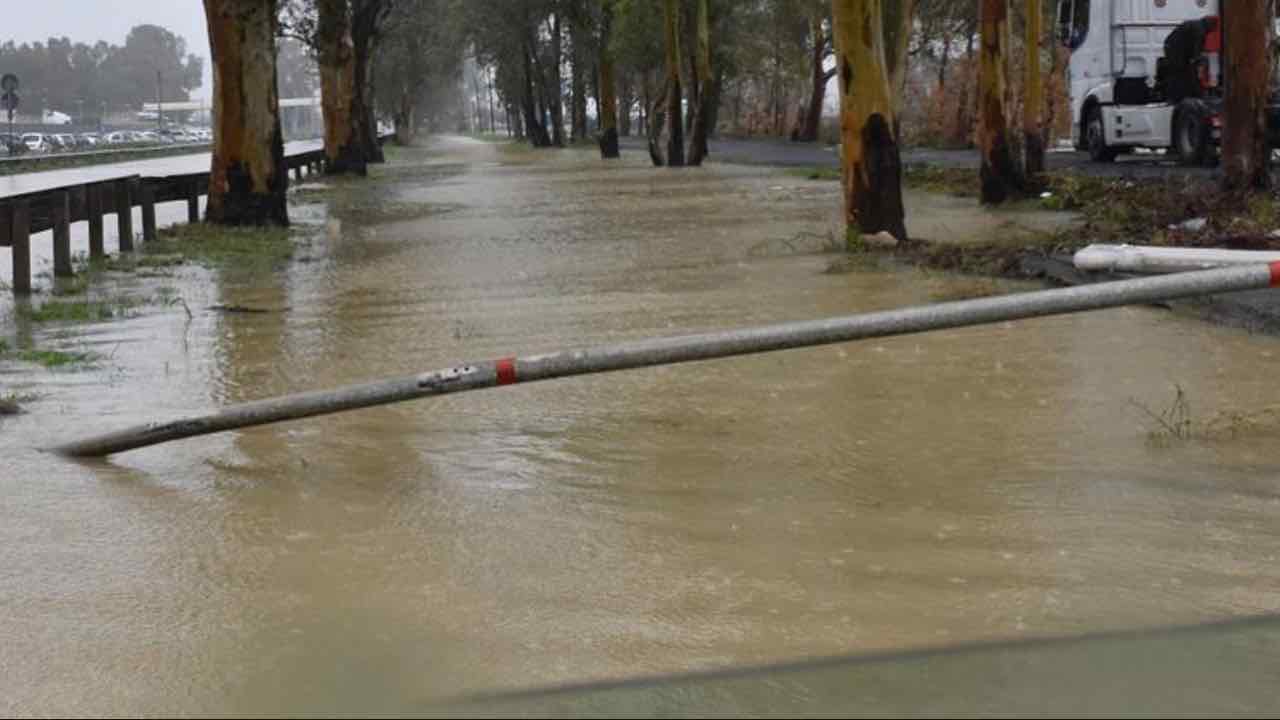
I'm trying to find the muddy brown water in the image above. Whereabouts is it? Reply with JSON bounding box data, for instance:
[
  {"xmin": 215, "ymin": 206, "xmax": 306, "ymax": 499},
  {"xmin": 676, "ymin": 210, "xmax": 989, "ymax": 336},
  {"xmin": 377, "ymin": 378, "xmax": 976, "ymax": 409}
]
[{"xmin": 2, "ymin": 136, "xmax": 1280, "ymax": 716}]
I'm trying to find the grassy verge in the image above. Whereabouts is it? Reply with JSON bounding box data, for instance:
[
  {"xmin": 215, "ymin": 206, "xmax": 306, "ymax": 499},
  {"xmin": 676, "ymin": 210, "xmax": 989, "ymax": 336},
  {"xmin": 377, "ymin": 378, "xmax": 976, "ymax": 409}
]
[{"xmin": 141, "ymin": 223, "xmax": 295, "ymax": 271}]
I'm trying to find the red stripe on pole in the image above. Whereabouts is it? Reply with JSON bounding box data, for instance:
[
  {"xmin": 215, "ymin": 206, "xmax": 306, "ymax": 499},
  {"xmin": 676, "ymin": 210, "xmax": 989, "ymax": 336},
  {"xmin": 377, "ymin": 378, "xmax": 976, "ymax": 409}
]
[
  {"xmin": 496, "ymin": 358, "xmax": 518, "ymax": 386},
  {"xmin": 1271, "ymin": 262, "xmax": 1280, "ymax": 288}
]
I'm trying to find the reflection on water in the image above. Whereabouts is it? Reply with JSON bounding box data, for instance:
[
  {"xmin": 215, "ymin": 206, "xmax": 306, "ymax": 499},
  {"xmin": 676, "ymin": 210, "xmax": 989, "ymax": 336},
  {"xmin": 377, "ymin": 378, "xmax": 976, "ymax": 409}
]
[{"xmin": 2, "ymin": 137, "xmax": 1280, "ymax": 716}]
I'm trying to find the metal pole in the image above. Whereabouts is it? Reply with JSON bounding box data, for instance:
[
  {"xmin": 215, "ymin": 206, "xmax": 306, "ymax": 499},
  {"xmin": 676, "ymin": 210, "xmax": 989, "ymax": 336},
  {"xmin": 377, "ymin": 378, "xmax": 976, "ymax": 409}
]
[
  {"xmin": 52, "ymin": 263, "xmax": 1280, "ymax": 458},
  {"xmin": 156, "ymin": 70, "xmax": 163, "ymax": 133}
]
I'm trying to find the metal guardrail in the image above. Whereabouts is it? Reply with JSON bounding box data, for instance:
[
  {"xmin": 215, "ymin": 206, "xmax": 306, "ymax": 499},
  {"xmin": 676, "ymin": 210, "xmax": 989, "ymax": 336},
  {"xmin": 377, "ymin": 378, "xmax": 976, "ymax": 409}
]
[{"xmin": 0, "ymin": 145, "xmax": 332, "ymax": 293}]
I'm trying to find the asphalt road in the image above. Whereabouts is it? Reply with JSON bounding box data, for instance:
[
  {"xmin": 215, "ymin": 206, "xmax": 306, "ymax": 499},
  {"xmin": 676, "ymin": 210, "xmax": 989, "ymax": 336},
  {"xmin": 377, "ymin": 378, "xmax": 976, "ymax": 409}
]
[{"xmin": 621, "ymin": 135, "xmax": 1217, "ymax": 179}]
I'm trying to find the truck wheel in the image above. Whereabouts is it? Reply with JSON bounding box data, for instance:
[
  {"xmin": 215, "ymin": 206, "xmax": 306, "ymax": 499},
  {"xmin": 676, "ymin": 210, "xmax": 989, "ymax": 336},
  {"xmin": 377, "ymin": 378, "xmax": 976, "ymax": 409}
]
[
  {"xmin": 1175, "ymin": 102, "xmax": 1211, "ymax": 167},
  {"xmin": 1086, "ymin": 107, "xmax": 1118, "ymax": 163}
]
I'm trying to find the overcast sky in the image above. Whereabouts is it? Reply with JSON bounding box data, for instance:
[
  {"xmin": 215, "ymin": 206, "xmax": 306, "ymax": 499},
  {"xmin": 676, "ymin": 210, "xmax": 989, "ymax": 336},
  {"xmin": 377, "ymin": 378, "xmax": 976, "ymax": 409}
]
[{"xmin": 5, "ymin": 0, "xmax": 213, "ymax": 99}]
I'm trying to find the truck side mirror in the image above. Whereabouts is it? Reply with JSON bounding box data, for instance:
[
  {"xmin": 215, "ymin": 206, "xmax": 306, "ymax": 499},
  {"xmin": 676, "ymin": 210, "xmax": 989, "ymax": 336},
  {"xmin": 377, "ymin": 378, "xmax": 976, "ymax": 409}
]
[{"xmin": 1056, "ymin": 0, "xmax": 1078, "ymax": 49}]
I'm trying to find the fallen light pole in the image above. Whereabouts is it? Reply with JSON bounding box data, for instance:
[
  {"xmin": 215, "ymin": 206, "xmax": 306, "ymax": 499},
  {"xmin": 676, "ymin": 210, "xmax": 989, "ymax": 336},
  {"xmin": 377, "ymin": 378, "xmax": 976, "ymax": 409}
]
[
  {"xmin": 1075, "ymin": 244, "xmax": 1280, "ymax": 274},
  {"xmin": 55, "ymin": 263, "xmax": 1280, "ymax": 458}
]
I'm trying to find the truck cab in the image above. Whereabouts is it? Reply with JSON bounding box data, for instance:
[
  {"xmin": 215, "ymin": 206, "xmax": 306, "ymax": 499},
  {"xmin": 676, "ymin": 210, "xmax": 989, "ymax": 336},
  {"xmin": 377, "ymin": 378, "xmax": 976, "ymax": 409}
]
[
  {"xmin": 1060, "ymin": 0, "xmax": 1280, "ymax": 165},
  {"xmin": 1057, "ymin": 0, "xmax": 1225, "ymax": 163}
]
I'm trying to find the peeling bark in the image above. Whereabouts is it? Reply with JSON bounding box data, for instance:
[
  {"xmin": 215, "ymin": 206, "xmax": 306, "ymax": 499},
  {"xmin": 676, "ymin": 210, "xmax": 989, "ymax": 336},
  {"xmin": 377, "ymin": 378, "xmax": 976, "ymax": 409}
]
[
  {"xmin": 978, "ymin": 0, "xmax": 1022, "ymax": 204},
  {"xmin": 318, "ymin": 0, "xmax": 365, "ymax": 175},
  {"xmin": 686, "ymin": 0, "xmax": 712, "ymax": 166},
  {"xmin": 1023, "ymin": 0, "xmax": 1045, "ymax": 180},
  {"xmin": 1222, "ymin": 0, "xmax": 1273, "ymax": 192},
  {"xmin": 203, "ymin": 0, "xmax": 288, "ymax": 226},
  {"xmin": 660, "ymin": 0, "xmax": 685, "ymax": 167},
  {"xmin": 832, "ymin": 0, "xmax": 907, "ymax": 241},
  {"xmin": 598, "ymin": 4, "xmax": 620, "ymax": 159}
]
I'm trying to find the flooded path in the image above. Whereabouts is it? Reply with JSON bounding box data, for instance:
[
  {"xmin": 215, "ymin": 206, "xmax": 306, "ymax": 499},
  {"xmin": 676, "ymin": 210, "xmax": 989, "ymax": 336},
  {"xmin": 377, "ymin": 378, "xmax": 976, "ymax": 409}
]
[{"xmin": 3, "ymin": 136, "xmax": 1280, "ymax": 715}]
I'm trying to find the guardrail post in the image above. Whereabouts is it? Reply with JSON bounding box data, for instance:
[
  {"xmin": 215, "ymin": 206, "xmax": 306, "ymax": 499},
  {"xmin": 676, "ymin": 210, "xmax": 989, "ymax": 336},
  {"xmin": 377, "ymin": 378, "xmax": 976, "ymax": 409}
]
[
  {"xmin": 140, "ymin": 183, "xmax": 157, "ymax": 242},
  {"xmin": 11, "ymin": 200, "xmax": 30, "ymax": 294},
  {"xmin": 186, "ymin": 181, "xmax": 200, "ymax": 223},
  {"xmin": 52, "ymin": 190, "xmax": 73, "ymax": 277},
  {"xmin": 87, "ymin": 184, "xmax": 105, "ymax": 260},
  {"xmin": 293, "ymin": 165, "xmax": 302, "ymax": 182},
  {"xmin": 115, "ymin": 179, "xmax": 134, "ymax": 252}
]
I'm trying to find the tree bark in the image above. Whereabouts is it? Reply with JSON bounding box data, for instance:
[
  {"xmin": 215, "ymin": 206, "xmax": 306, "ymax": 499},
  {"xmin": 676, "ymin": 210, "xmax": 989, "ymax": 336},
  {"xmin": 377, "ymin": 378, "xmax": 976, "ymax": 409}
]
[
  {"xmin": 661, "ymin": 0, "xmax": 685, "ymax": 167},
  {"xmin": 317, "ymin": 0, "xmax": 365, "ymax": 175},
  {"xmin": 570, "ymin": 28, "xmax": 585, "ymax": 140},
  {"xmin": 832, "ymin": 0, "xmax": 907, "ymax": 241},
  {"xmin": 549, "ymin": 14, "xmax": 566, "ymax": 147},
  {"xmin": 619, "ymin": 77, "xmax": 633, "ymax": 136},
  {"xmin": 1023, "ymin": 0, "xmax": 1045, "ymax": 180},
  {"xmin": 598, "ymin": 4, "xmax": 620, "ymax": 159},
  {"xmin": 882, "ymin": 0, "xmax": 914, "ymax": 110},
  {"xmin": 1222, "ymin": 0, "xmax": 1273, "ymax": 192},
  {"xmin": 203, "ymin": 0, "xmax": 288, "ymax": 226},
  {"xmin": 798, "ymin": 14, "xmax": 834, "ymax": 143},
  {"xmin": 351, "ymin": 0, "xmax": 387, "ymax": 165},
  {"xmin": 522, "ymin": 35, "xmax": 552, "ymax": 147},
  {"xmin": 686, "ymin": 0, "xmax": 712, "ymax": 165},
  {"xmin": 978, "ymin": 0, "xmax": 1021, "ymax": 204}
]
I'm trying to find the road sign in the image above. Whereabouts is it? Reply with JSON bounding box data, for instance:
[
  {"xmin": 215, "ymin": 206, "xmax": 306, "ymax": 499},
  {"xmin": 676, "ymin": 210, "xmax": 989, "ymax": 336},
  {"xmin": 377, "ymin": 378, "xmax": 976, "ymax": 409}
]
[
  {"xmin": 0, "ymin": 74, "xmax": 18, "ymax": 93},
  {"xmin": 1, "ymin": 91, "xmax": 19, "ymax": 113}
]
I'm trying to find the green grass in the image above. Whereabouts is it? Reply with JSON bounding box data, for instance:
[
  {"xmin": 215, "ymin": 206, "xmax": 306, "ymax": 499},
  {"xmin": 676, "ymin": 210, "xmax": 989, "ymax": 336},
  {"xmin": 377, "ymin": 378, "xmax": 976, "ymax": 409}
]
[
  {"xmin": 18, "ymin": 299, "xmax": 131, "ymax": 323},
  {"xmin": 15, "ymin": 348, "xmax": 96, "ymax": 368},
  {"xmin": 143, "ymin": 223, "xmax": 295, "ymax": 271},
  {"xmin": 786, "ymin": 166, "xmax": 841, "ymax": 182}
]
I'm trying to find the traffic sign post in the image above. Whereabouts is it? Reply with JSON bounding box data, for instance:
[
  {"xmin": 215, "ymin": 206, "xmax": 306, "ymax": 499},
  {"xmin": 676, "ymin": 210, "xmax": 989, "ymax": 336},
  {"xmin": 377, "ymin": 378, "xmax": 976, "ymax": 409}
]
[{"xmin": 1, "ymin": 74, "xmax": 18, "ymax": 157}]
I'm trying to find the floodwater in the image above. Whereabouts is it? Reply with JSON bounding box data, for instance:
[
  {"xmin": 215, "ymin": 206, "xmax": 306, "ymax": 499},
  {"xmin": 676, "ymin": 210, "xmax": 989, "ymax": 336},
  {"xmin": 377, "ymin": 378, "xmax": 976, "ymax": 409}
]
[{"xmin": 2, "ymin": 136, "xmax": 1280, "ymax": 716}]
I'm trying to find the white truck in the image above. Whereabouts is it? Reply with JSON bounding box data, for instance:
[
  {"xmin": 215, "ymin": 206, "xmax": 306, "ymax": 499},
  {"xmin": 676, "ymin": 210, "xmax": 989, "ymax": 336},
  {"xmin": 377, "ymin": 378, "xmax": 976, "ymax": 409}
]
[{"xmin": 1056, "ymin": 0, "xmax": 1280, "ymax": 165}]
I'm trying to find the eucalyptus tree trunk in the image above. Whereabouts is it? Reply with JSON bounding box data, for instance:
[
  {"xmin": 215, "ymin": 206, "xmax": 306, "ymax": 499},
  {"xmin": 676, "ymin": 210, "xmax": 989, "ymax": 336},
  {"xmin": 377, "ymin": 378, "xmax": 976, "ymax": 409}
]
[
  {"xmin": 1023, "ymin": 0, "xmax": 1045, "ymax": 180},
  {"xmin": 686, "ymin": 0, "xmax": 712, "ymax": 165},
  {"xmin": 598, "ymin": 4, "xmax": 620, "ymax": 159},
  {"xmin": 799, "ymin": 13, "xmax": 835, "ymax": 143},
  {"xmin": 831, "ymin": 0, "xmax": 907, "ymax": 241},
  {"xmin": 317, "ymin": 0, "xmax": 364, "ymax": 175},
  {"xmin": 203, "ymin": 0, "xmax": 288, "ymax": 226},
  {"xmin": 549, "ymin": 14, "xmax": 566, "ymax": 147},
  {"xmin": 660, "ymin": 0, "xmax": 685, "ymax": 167},
  {"xmin": 882, "ymin": 0, "xmax": 914, "ymax": 110},
  {"xmin": 1222, "ymin": 0, "xmax": 1274, "ymax": 191},
  {"xmin": 978, "ymin": 0, "xmax": 1021, "ymax": 204}
]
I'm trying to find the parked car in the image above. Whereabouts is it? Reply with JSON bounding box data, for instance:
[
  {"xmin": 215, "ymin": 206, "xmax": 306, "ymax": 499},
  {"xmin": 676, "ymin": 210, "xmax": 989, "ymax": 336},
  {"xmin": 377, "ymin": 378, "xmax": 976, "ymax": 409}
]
[
  {"xmin": 21, "ymin": 133, "xmax": 48, "ymax": 152},
  {"xmin": 102, "ymin": 131, "xmax": 131, "ymax": 145},
  {"xmin": 55, "ymin": 133, "xmax": 78, "ymax": 151},
  {"xmin": 0, "ymin": 133, "xmax": 25, "ymax": 155},
  {"xmin": 77, "ymin": 133, "xmax": 100, "ymax": 148},
  {"xmin": 134, "ymin": 131, "xmax": 157, "ymax": 144}
]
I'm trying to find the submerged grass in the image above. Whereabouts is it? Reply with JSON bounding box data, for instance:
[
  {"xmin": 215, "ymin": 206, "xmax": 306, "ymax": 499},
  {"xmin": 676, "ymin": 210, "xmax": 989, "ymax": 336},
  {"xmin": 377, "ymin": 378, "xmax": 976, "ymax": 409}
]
[
  {"xmin": 142, "ymin": 223, "xmax": 296, "ymax": 271},
  {"xmin": 786, "ymin": 166, "xmax": 842, "ymax": 182},
  {"xmin": 18, "ymin": 298, "xmax": 132, "ymax": 323},
  {"xmin": 0, "ymin": 392, "xmax": 40, "ymax": 415}
]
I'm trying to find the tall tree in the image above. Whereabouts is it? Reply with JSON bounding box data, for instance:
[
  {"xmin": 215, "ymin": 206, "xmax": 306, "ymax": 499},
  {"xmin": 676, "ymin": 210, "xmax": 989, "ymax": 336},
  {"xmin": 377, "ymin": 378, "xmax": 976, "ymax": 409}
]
[
  {"xmin": 1023, "ymin": 0, "xmax": 1045, "ymax": 179},
  {"xmin": 658, "ymin": 0, "xmax": 686, "ymax": 166},
  {"xmin": 832, "ymin": 0, "xmax": 907, "ymax": 241},
  {"xmin": 686, "ymin": 0, "xmax": 713, "ymax": 165},
  {"xmin": 316, "ymin": 0, "xmax": 365, "ymax": 174},
  {"xmin": 351, "ymin": 0, "xmax": 394, "ymax": 163},
  {"xmin": 798, "ymin": 4, "xmax": 835, "ymax": 143},
  {"xmin": 1222, "ymin": 1, "xmax": 1274, "ymax": 192},
  {"xmin": 882, "ymin": 0, "xmax": 913, "ymax": 106},
  {"xmin": 203, "ymin": 0, "xmax": 288, "ymax": 226},
  {"xmin": 977, "ymin": 0, "xmax": 1020, "ymax": 204},
  {"xmin": 598, "ymin": 1, "xmax": 621, "ymax": 158}
]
